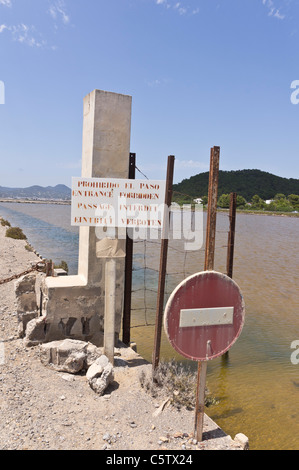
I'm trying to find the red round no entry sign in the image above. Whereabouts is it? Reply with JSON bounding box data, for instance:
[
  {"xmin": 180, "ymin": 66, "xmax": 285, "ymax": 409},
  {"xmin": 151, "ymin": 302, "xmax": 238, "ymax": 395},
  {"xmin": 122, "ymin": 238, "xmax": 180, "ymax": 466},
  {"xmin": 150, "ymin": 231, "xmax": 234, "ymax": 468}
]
[{"xmin": 164, "ymin": 270, "xmax": 245, "ymax": 361}]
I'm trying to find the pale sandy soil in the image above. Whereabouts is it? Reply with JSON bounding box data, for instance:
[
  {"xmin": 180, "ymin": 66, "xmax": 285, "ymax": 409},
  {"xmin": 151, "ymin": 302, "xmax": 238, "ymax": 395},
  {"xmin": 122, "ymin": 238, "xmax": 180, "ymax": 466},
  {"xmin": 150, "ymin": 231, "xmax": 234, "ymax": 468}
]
[{"xmin": 0, "ymin": 219, "xmax": 246, "ymax": 451}]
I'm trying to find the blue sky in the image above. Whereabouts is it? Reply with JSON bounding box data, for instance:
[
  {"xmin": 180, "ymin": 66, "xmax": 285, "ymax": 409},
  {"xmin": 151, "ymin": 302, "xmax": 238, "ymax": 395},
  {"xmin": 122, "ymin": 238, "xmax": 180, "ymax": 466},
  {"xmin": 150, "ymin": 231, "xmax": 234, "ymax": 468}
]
[{"xmin": 0, "ymin": 0, "xmax": 299, "ymax": 188}]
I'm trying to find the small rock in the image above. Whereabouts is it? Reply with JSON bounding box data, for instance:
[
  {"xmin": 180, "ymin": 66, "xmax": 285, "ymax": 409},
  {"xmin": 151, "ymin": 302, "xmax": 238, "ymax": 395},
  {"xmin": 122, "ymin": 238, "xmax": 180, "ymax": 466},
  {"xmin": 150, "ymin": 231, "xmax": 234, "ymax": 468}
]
[
  {"xmin": 234, "ymin": 433, "xmax": 249, "ymax": 450},
  {"xmin": 87, "ymin": 357, "xmax": 114, "ymax": 396},
  {"xmin": 60, "ymin": 374, "xmax": 75, "ymax": 382},
  {"xmin": 86, "ymin": 355, "xmax": 109, "ymax": 380}
]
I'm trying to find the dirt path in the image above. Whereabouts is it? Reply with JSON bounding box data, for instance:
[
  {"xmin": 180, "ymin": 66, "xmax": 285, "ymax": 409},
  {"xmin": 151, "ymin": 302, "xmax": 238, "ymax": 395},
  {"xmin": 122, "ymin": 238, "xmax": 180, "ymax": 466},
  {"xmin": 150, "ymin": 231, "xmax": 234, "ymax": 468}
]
[{"xmin": 0, "ymin": 220, "xmax": 247, "ymax": 451}]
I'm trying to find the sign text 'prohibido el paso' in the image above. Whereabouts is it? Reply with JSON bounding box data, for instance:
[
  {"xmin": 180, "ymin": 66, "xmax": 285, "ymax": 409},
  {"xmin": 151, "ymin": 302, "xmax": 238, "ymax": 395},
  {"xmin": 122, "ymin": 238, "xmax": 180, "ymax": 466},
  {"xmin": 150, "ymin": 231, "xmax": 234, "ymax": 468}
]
[{"xmin": 71, "ymin": 177, "xmax": 166, "ymax": 228}]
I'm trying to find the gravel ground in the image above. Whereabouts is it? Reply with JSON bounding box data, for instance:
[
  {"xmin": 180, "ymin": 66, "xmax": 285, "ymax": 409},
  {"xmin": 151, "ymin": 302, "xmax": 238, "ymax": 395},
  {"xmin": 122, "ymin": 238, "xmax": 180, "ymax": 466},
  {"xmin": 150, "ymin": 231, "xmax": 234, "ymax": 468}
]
[{"xmin": 0, "ymin": 220, "xmax": 247, "ymax": 451}]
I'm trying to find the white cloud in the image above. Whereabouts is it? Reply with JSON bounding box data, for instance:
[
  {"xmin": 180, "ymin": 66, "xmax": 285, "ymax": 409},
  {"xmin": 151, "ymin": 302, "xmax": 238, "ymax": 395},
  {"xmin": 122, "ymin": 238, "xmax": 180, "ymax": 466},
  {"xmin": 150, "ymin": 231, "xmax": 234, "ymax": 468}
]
[
  {"xmin": 0, "ymin": 23, "xmax": 46, "ymax": 47},
  {"xmin": 0, "ymin": 0, "xmax": 12, "ymax": 7},
  {"xmin": 155, "ymin": 0, "xmax": 197, "ymax": 16},
  {"xmin": 0, "ymin": 1, "xmax": 71, "ymax": 49},
  {"xmin": 262, "ymin": 0, "xmax": 286, "ymax": 20},
  {"xmin": 174, "ymin": 3, "xmax": 187, "ymax": 15},
  {"xmin": 48, "ymin": 0, "xmax": 70, "ymax": 25},
  {"xmin": 273, "ymin": 9, "xmax": 285, "ymax": 19}
]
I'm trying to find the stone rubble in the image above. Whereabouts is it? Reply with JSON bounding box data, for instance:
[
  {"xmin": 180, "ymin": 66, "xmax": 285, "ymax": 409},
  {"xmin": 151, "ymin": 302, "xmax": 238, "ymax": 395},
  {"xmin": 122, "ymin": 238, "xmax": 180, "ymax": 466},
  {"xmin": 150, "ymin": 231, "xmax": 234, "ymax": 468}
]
[{"xmin": 39, "ymin": 339, "xmax": 114, "ymax": 396}]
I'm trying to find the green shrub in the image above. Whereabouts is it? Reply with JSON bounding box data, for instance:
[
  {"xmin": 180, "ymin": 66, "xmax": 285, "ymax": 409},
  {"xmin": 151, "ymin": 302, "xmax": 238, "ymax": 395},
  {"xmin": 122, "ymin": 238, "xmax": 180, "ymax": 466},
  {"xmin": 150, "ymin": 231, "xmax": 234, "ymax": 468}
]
[
  {"xmin": 25, "ymin": 244, "xmax": 34, "ymax": 252},
  {"xmin": 54, "ymin": 260, "xmax": 69, "ymax": 273},
  {"xmin": 1, "ymin": 218, "xmax": 11, "ymax": 227},
  {"xmin": 6, "ymin": 226, "xmax": 27, "ymax": 240}
]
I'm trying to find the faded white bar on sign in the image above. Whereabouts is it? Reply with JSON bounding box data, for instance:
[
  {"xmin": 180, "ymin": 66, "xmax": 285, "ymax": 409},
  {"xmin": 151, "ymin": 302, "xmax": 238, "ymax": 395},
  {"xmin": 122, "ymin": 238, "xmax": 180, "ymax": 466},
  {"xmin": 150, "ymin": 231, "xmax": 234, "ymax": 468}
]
[{"xmin": 179, "ymin": 307, "xmax": 234, "ymax": 328}]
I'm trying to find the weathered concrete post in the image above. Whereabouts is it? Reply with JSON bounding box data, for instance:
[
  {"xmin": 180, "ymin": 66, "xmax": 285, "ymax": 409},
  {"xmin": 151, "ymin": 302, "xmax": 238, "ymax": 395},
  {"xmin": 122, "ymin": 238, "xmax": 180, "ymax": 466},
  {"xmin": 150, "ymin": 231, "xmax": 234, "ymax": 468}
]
[
  {"xmin": 25, "ymin": 90, "xmax": 132, "ymax": 347},
  {"xmin": 103, "ymin": 258, "xmax": 117, "ymax": 365}
]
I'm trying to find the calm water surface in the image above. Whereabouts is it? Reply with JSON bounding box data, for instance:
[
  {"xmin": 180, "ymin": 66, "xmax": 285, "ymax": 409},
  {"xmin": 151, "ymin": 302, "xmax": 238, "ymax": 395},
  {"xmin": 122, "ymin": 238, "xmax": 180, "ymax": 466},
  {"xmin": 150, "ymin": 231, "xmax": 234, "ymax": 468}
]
[{"xmin": 0, "ymin": 202, "xmax": 298, "ymax": 450}]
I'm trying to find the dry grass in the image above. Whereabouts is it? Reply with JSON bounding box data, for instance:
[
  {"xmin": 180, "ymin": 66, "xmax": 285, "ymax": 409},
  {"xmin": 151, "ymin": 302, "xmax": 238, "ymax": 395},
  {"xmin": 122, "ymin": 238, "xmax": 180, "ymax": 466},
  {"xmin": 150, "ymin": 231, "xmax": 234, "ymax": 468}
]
[{"xmin": 139, "ymin": 359, "xmax": 219, "ymax": 411}]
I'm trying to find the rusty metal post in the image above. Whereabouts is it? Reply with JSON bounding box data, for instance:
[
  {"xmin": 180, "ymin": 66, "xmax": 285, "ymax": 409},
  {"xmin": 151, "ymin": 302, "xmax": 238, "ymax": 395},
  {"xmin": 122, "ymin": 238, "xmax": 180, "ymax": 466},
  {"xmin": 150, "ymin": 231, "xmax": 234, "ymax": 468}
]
[
  {"xmin": 194, "ymin": 360, "xmax": 208, "ymax": 439},
  {"xmin": 122, "ymin": 153, "xmax": 136, "ymax": 345},
  {"xmin": 152, "ymin": 155, "xmax": 175, "ymax": 372},
  {"xmin": 204, "ymin": 146, "xmax": 220, "ymax": 271},
  {"xmin": 226, "ymin": 192, "xmax": 237, "ymax": 279},
  {"xmin": 195, "ymin": 146, "xmax": 220, "ymax": 442}
]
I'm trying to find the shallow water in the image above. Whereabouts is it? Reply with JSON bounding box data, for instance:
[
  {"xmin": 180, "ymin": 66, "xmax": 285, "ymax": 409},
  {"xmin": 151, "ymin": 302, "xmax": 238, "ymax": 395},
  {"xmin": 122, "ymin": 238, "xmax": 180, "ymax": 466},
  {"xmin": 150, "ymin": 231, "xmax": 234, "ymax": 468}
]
[{"xmin": 0, "ymin": 202, "xmax": 298, "ymax": 450}]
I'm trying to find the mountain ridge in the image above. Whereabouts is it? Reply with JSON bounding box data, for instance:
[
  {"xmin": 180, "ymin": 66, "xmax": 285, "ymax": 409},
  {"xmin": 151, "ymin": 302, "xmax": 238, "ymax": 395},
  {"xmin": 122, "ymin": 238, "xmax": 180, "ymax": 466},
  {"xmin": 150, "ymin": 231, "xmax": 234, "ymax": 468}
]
[
  {"xmin": 0, "ymin": 184, "xmax": 71, "ymax": 200},
  {"xmin": 1, "ymin": 169, "xmax": 298, "ymax": 202}
]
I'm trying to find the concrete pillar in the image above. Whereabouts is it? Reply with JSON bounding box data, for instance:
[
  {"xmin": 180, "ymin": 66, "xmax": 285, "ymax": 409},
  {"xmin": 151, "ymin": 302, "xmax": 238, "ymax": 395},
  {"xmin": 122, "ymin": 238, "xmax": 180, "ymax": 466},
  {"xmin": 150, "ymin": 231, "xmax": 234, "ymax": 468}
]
[{"xmin": 25, "ymin": 90, "xmax": 132, "ymax": 347}]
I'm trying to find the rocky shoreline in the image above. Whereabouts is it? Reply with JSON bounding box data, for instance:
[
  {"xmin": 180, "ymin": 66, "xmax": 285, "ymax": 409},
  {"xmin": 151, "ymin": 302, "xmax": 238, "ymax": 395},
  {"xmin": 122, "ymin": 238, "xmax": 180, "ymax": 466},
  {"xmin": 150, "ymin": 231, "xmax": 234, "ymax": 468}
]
[{"xmin": 0, "ymin": 217, "xmax": 248, "ymax": 451}]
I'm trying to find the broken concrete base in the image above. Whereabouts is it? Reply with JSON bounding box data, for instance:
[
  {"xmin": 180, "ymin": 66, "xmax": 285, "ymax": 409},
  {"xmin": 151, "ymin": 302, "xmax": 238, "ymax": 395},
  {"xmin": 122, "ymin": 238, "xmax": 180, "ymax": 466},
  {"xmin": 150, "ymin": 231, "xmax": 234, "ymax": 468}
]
[
  {"xmin": 14, "ymin": 274, "xmax": 39, "ymax": 338},
  {"xmin": 18, "ymin": 311, "xmax": 39, "ymax": 338},
  {"xmin": 24, "ymin": 316, "xmax": 48, "ymax": 347},
  {"xmin": 39, "ymin": 339, "xmax": 114, "ymax": 396},
  {"xmin": 39, "ymin": 339, "xmax": 103, "ymax": 374}
]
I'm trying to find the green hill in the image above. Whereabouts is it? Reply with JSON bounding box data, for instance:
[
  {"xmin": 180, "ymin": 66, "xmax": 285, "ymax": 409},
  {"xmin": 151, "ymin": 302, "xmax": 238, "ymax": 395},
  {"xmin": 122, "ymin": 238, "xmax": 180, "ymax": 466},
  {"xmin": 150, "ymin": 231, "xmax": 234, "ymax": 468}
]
[{"xmin": 172, "ymin": 169, "xmax": 299, "ymax": 202}]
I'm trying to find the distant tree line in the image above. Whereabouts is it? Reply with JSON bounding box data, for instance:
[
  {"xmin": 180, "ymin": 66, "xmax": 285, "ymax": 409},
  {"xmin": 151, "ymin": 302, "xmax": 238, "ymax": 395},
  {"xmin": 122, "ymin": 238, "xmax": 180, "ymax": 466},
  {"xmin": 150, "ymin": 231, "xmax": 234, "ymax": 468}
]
[
  {"xmin": 173, "ymin": 191, "xmax": 299, "ymax": 212},
  {"xmin": 172, "ymin": 169, "xmax": 299, "ymax": 212},
  {"xmin": 217, "ymin": 193, "xmax": 299, "ymax": 212}
]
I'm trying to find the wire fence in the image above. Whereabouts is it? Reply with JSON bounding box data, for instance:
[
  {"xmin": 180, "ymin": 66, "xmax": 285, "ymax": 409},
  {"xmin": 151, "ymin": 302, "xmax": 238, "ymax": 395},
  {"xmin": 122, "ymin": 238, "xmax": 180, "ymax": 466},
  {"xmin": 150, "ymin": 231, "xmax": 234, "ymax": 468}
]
[
  {"xmin": 128, "ymin": 164, "xmax": 235, "ymax": 332},
  {"xmin": 129, "ymin": 214, "xmax": 232, "ymax": 331}
]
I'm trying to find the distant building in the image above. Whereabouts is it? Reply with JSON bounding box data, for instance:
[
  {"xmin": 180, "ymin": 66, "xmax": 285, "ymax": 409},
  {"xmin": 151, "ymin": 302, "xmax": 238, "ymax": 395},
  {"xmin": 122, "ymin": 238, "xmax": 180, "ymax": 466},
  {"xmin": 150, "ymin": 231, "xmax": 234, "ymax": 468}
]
[
  {"xmin": 265, "ymin": 199, "xmax": 274, "ymax": 205},
  {"xmin": 194, "ymin": 198, "xmax": 203, "ymax": 204}
]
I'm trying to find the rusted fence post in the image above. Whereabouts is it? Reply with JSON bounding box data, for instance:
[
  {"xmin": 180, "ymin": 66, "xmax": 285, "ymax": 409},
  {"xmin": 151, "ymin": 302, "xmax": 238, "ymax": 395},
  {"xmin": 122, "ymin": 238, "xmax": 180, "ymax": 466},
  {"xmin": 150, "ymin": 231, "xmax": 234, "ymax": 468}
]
[
  {"xmin": 226, "ymin": 192, "xmax": 237, "ymax": 279},
  {"xmin": 204, "ymin": 146, "xmax": 220, "ymax": 271},
  {"xmin": 194, "ymin": 146, "xmax": 220, "ymax": 442},
  {"xmin": 152, "ymin": 155, "xmax": 175, "ymax": 372},
  {"xmin": 122, "ymin": 153, "xmax": 136, "ymax": 345}
]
